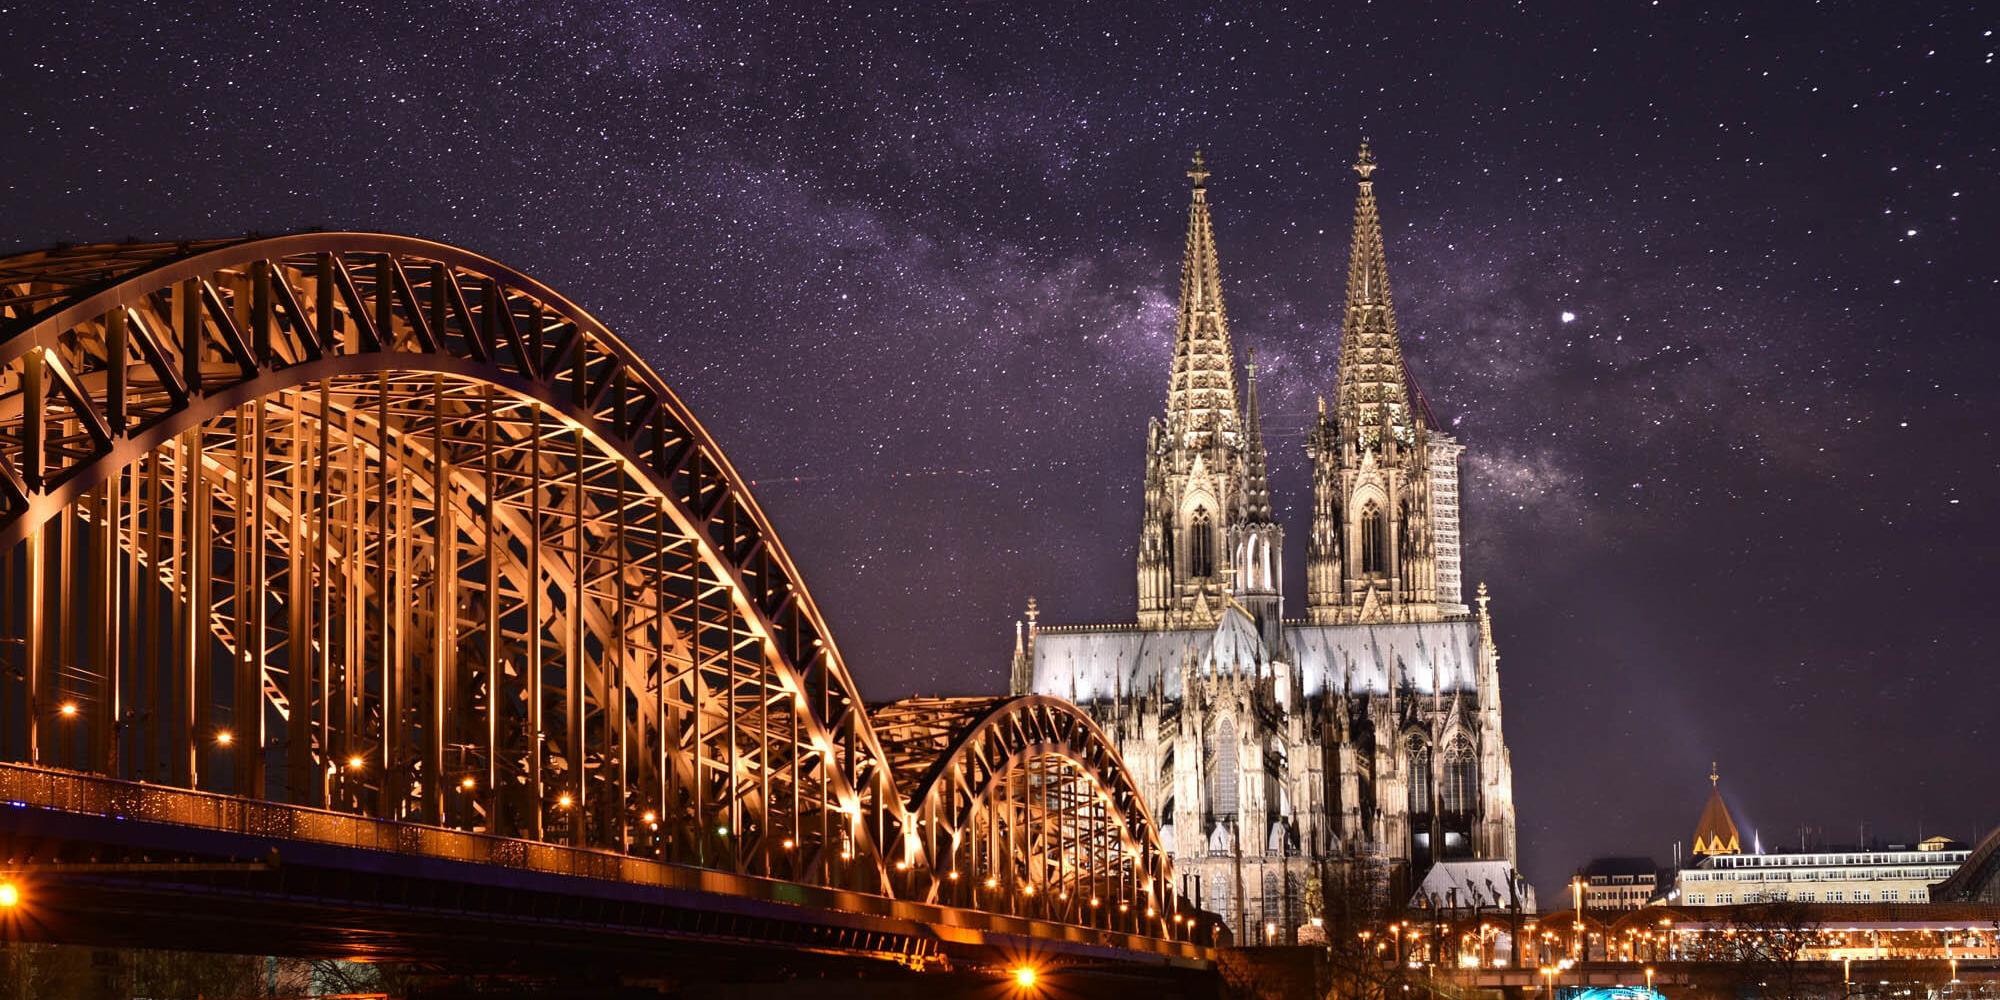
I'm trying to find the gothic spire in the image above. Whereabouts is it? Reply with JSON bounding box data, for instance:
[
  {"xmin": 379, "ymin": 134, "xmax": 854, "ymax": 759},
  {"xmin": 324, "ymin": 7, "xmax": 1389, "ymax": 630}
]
[
  {"xmin": 1242, "ymin": 350, "xmax": 1273, "ymax": 523},
  {"xmin": 1166, "ymin": 149, "xmax": 1240, "ymax": 444},
  {"xmin": 1334, "ymin": 140, "xmax": 1418, "ymax": 451}
]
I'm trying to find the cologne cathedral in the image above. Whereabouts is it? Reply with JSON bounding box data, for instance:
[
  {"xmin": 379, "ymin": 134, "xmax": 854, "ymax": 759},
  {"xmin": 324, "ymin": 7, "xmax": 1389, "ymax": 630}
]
[{"xmin": 1011, "ymin": 145, "xmax": 1523, "ymax": 941}]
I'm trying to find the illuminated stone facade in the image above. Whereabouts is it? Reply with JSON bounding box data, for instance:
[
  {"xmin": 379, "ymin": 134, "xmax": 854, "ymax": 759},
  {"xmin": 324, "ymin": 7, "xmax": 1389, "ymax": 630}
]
[{"xmin": 1011, "ymin": 148, "xmax": 1521, "ymax": 941}]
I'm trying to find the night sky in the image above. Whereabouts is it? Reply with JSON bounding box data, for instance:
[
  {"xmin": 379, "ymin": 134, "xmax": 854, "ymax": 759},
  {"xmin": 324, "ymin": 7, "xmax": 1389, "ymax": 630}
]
[{"xmin": 3, "ymin": 2, "xmax": 1995, "ymax": 901}]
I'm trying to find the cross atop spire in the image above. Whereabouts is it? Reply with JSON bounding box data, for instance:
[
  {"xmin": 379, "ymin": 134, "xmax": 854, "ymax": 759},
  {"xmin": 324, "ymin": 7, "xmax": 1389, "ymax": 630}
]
[
  {"xmin": 1165, "ymin": 149, "xmax": 1240, "ymax": 445},
  {"xmin": 1333, "ymin": 140, "xmax": 1418, "ymax": 453},
  {"xmin": 1710, "ymin": 760, "xmax": 1720, "ymax": 788}
]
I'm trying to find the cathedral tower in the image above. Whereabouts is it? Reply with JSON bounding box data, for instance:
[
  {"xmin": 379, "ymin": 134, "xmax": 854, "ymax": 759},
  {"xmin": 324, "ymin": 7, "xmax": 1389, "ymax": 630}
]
[
  {"xmin": 1307, "ymin": 143, "xmax": 1445, "ymax": 624},
  {"xmin": 1138, "ymin": 151, "xmax": 1256, "ymax": 629}
]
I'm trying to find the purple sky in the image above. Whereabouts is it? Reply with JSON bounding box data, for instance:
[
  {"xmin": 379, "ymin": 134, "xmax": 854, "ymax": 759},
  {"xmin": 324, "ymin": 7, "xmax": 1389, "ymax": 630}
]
[{"xmin": 4, "ymin": 1, "xmax": 1995, "ymax": 900}]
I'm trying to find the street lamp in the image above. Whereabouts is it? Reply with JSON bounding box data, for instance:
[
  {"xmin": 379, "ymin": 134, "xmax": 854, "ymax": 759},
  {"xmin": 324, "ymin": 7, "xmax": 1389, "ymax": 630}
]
[{"xmin": 1571, "ymin": 877, "xmax": 1585, "ymax": 962}]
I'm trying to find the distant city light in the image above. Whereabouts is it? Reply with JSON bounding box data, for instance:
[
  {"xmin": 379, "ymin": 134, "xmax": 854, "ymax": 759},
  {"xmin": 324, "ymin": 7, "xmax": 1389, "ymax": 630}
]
[{"xmin": 1561, "ymin": 311, "xmax": 1577, "ymax": 323}]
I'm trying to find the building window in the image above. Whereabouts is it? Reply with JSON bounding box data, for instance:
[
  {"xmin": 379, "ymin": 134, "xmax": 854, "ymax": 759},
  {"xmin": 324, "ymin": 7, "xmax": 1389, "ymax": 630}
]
[
  {"xmin": 1190, "ymin": 507, "xmax": 1215, "ymax": 578},
  {"xmin": 1882, "ymin": 890, "xmax": 1899, "ymax": 901},
  {"xmin": 1210, "ymin": 717, "xmax": 1239, "ymax": 820},
  {"xmin": 1360, "ymin": 503, "xmax": 1385, "ymax": 574},
  {"xmin": 1406, "ymin": 736, "xmax": 1432, "ymax": 816},
  {"xmin": 1441, "ymin": 736, "xmax": 1477, "ymax": 814},
  {"xmin": 1262, "ymin": 871, "xmax": 1281, "ymax": 941}
]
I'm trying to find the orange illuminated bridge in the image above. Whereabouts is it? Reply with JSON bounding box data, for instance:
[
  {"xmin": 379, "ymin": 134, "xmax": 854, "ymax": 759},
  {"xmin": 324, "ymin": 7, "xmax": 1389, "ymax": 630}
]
[{"xmin": 0, "ymin": 234, "xmax": 1211, "ymax": 983}]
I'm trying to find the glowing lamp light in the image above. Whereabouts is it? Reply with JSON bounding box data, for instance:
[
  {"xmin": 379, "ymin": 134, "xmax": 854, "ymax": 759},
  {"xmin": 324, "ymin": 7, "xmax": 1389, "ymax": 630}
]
[
  {"xmin": 460, "ymin": 776, "xmax": 477, "ymax": 790},
  {"xmin": 556, "ymin": 792, "xmax": 573, "ymax": 808},
  {"xmin": 1089, "ymin": 896, "xmax": 1101, "ymax": 908},
  {"xmin": 716, "ymin": 824, "xmax": 729, "ymax": 836},
  {"xmin": 782, "ymin": 838, "xmax": 795, "ymax": 850},
  {"xmin": 346, "ymin": 754, "xmax": 365, "ymax": 770},
  {"xmin": 947, "ymin": 870, "xmax": 960, "ymax": 881},
  {"xmin": 214, "ymin": 730, "xmax": 234, "ymax": 746},
  {"xmin": 0, "ymin": 882, "xmax": 18, "ymax": 908},
  {"xmin": 58, "ymin": 702, "xmax": 78, "ymax": 718},
  {"xmin": 984, "ymin": 876, "xmax": 999, "ymax": 889},
  {"xmin": 641, "ymin": 810, "xmax": 658, "ymax": 825},
  {"xmin": 1011, "ymin": 965, "xmax": 1038, "ymax": 990},
  {"xmin": 894, "ymin": 860, "xmax": 909, "ymax": 871},
  {"xmin": 1021, "ymin": 884, "xmax": 1035, "ymax": 896}
]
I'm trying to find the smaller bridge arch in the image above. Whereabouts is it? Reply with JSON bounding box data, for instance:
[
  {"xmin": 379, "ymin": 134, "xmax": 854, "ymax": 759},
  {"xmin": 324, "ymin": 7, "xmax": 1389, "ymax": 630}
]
[{"xmin": 871, "ymin": 695, "xmax": 1183, "ymax": 938}]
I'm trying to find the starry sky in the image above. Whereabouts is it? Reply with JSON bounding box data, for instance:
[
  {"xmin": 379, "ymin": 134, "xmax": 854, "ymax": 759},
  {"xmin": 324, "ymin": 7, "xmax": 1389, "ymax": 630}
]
[{"xmin": 3, "ymin": 1, "xmax": 1995, "ymax": 901}]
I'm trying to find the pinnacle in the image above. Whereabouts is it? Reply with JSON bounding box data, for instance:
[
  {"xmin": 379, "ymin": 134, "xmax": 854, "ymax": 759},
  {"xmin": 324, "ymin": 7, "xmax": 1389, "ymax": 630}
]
[
  {"xmin": 1332, "ymin": 139, "xmax": 1418, "ymax": 451},
  {"xmin": 1165, "ymin": 150, "xmax": 1239, "ymax": 444},
  {"xmin": 1242, "ymin": 351, "xmax": 1273, "ymax": 523}
]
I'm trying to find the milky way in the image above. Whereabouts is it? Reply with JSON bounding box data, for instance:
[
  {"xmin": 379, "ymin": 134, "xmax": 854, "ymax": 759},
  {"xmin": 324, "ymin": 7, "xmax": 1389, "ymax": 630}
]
[{"xmin": 3, "ymin": 1, "xmax": 1994, "ymax": 898}]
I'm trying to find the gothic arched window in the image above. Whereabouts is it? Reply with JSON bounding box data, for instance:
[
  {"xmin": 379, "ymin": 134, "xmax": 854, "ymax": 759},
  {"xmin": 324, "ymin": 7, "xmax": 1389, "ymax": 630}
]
[
  {"xmin": 1190, "ymin": 507, "xmax": 1215, "ymax": 578},
  {"xmin": 1210, "ymin": 717, "xmax": 1239, "ymax": 820},
  {"xmin": 1442, "ymin": 736, "xmax": 1477, "ymax": 815},
  {"xmin": 1405, "ymin": 735, "xmax": 1432, "ymax": 817},
  {"xmin": 1360, "ymin": 503, "xmax": 1386, "ymax": 574}
]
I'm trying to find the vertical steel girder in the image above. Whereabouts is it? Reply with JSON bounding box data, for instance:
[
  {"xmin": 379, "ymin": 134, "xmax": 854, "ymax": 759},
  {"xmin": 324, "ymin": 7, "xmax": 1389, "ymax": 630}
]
[{"xmin": 0, "ymin": 234, "xmax": 1179, "ymax": 941}]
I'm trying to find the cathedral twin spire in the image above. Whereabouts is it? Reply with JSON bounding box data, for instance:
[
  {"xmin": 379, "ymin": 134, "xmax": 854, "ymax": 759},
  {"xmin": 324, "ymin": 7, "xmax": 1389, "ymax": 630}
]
[
  {"xmin": 1332, "ymin": 141, "xmax": 1420, "ymax": 455},
  {"xmin": 1303, "ymin": 142, "xmax": 1446, "ymax": 624},
  {"xmin": 1138, "ymin": 151, "xmax": 1273, "ymax": 630},
  {"xmin": 1141, "ymin": 142, "xmax": 1450, "ymax": 629},
  {"xmin": 1165, "ymin": 150, "xmax": 1241, "ymax": 447}
]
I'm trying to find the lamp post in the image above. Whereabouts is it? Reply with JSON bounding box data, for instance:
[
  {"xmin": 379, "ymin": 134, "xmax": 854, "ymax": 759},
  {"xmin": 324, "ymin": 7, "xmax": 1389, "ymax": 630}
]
[{"xmin": 1571, "ymin": 876, "xmax": 1585, "ymax": 963}]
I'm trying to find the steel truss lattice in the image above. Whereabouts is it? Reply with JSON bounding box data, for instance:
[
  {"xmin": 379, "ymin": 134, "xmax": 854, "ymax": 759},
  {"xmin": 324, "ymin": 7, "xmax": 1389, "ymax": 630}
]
[{"xmin": 0, "ymin": 233, "xmax": 1183, "ymax": 940}]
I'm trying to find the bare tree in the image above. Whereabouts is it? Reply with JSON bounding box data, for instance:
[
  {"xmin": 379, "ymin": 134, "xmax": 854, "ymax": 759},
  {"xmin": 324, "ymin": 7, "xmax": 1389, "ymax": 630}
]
[{"xmin": 1703, "ymin": 901, "xmax": 1836, "ymax": 1000}]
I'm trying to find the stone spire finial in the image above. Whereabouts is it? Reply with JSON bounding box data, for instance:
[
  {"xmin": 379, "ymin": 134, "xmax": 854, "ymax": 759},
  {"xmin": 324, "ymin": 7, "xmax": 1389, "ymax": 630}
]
[
  {"xmin": 1710, "ymin": 761, "xmax": 1720, "ymax": 788},
  {"xmin": 1164, "ymin": 149, "xmax": 1240, "ymax": 443},
  {"xmin": 1333, "ymin": 139, "xmax": 1416, "ymax": 450}
]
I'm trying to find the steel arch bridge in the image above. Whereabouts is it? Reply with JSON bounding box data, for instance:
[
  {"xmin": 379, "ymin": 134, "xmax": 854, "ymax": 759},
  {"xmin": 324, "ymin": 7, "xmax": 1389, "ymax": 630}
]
[{"xmin": 0, "ymin": 233, "xmax": 1203, "ymax": 973}]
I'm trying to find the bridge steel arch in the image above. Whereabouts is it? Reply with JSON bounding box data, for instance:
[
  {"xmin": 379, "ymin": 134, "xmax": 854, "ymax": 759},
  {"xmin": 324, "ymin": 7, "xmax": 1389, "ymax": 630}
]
[
  {"xmin": 0, "ymin": 234, "xmax": 1190, "ymax": 953},
  {"xmin": 873, "ymin": 696, "xmax": 1176, "ymax": 928}
]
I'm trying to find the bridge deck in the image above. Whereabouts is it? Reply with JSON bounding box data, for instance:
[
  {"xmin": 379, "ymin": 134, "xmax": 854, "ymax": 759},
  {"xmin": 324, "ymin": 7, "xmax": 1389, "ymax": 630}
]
[{"xmin": 0, "ymin": 763, "xmax": 1212, "ymax": 975}]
